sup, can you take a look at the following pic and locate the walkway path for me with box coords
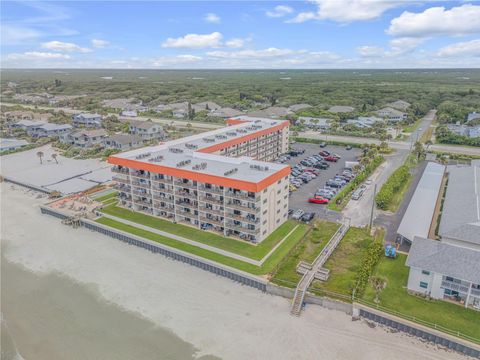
[291,221,350,316]
[101,212,298,266]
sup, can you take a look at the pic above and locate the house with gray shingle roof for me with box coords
[129,120,165,140]
[103,134,143,151]
[405,161,480,309]
[328,105,354,113]
[376,107,407,122]
[288,104,312,112]
[386,100,411,112]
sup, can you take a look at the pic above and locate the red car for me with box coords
[308,196,329,204]
[319,151,331,157]
[304,169,319,176]
[324,155,339,162]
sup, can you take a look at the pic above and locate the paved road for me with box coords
[1,102,223,130]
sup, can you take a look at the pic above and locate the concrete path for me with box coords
[101,212,299,266]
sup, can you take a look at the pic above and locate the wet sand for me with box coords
[0,183,465,360]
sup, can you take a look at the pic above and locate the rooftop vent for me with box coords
[135,152,151,159]
[226,131,237,136]
[185,143,198,149]
[169,147,184,153]
[237,129,247,133]
[250,164,270,172]
[203,137,215,143]
[149,155,164,163]
[176,159,191,167]
[192,162,208,170]
[224,168,238,176]
[215,134,227,139]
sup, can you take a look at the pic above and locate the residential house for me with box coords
[103,134,143,151]
[296,116,331,129]
[447,124,480,138]
[72,113,103,128]
[386,100,411,112]
[405,161,480,310]
[3,110,35,121]
[62,129,108,148]
[173,108,188,118]
[376,107,407,122]
[192,101,221,112]
[245,106,292,119]
[467,112,480,123]
[288,104,312,113]
[346,116,384,128]
[121,110,138,117]
[129,120,165,140]
[208,107,244,119]
[0,138,30,153]
[28,123,73,138]
[9,119,46,132]
[328,105,354,113]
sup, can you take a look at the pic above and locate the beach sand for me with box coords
[0,183,465,360]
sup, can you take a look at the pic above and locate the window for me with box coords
[422,270,430,275]
[263,199,267,204]
[445,276,454,282]
[277,180,281,185]
[263,210,267,215]
[419,281,428,289]
[263,220,267,225]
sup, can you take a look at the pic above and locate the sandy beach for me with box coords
[0,183,466,360]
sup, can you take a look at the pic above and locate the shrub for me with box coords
[354,240,383,297]
[375,165,410,210]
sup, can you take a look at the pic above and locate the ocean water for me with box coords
[1,254,220,360]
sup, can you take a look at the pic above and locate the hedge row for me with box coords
[292,137,362,148]
[375,165,410,210]
[328,155,384,210]
[354,240,384,297]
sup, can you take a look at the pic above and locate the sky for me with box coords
[1,0,480,69]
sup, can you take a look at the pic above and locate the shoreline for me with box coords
[1,183,466,360]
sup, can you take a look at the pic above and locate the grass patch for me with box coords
[362,254,480,342]
[94,192,118,203]
[271,221,340,288]
[95,216,309,275]
[402,119,422,133]
[100,204,298,260]
[309,227,376,297]
[386,172,413,212]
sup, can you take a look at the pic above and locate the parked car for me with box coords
[346,145,353,150]
[301,212,315,223]
[314,162,329,170]
[326,180,342,188]
[351,187,365,200]
[319,142,327,148]
[319,150,331,157]
[315,190,333,199]
[304,169,319,176]
[292,209,305,220]
[308,196,329,204]
[324,155,339,162]
[288,209,294,216]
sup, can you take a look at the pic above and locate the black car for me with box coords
[301,212,315,223]
[319,142,327,148]
[314,163,328,170]
[346,145,353,150]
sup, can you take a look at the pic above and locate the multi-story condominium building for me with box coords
[108,116,290,243]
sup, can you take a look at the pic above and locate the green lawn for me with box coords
[100,204,298,260]
[94,192,118,203]
[95,216,309,275]
[402,119,422,133]
[271,221,340,288]
[309,227,375,297]
[362,254,480,342]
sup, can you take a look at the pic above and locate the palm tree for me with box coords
[425,140,433,151]
[51,153,58,164]
[36,151,44,164]
[371,276,387,304]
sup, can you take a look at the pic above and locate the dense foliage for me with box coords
[375,165,411,210]
[354,240,384,297]
[435,125,480,147]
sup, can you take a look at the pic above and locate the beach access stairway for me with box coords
[291,221,350,316]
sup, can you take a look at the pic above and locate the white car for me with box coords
[292,209,305,220]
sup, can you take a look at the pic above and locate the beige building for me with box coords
[109,116,291,243]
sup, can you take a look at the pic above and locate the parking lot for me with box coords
[286,143,361,221]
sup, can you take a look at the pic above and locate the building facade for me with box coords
[72,113,103,128]
[108,116,290,243]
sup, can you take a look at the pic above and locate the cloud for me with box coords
[204,13,220,23]
[288,0,403,23]
[151,54,202,67]
[388,4,480,38]
[7,52,71,60]
[41,41,92,53]
[389,37,425,55]
[162,32,223,48]
[207,48,297,59]
[266,5,293,18]
[91,39,110,48]
[0,24,42,45]
[225,38,245,48]
[357,45,384,57]
[438,39,480,57]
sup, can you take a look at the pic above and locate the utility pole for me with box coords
[369,184,377,230]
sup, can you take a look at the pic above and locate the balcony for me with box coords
[151,185,173,193]
[175,199,198,207]
[113,177,130,184]
[153,202,175,212]
[112,167,129,174]
[441,280,470,294]
[130,172,150,179]
[151,177,172,185]
[225,192,259,202]
[225,213,259,224]
[199,196,224,205]
[225,223,259,235]
[131,182,150,189]
[152,194,174,202]
[198,186,224,195]
[225,201,260,213]
[199,216,224,226]
[132,189,150,196]
[198,206,224,217]
[174,181,197,189]
[175,189,197,197]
